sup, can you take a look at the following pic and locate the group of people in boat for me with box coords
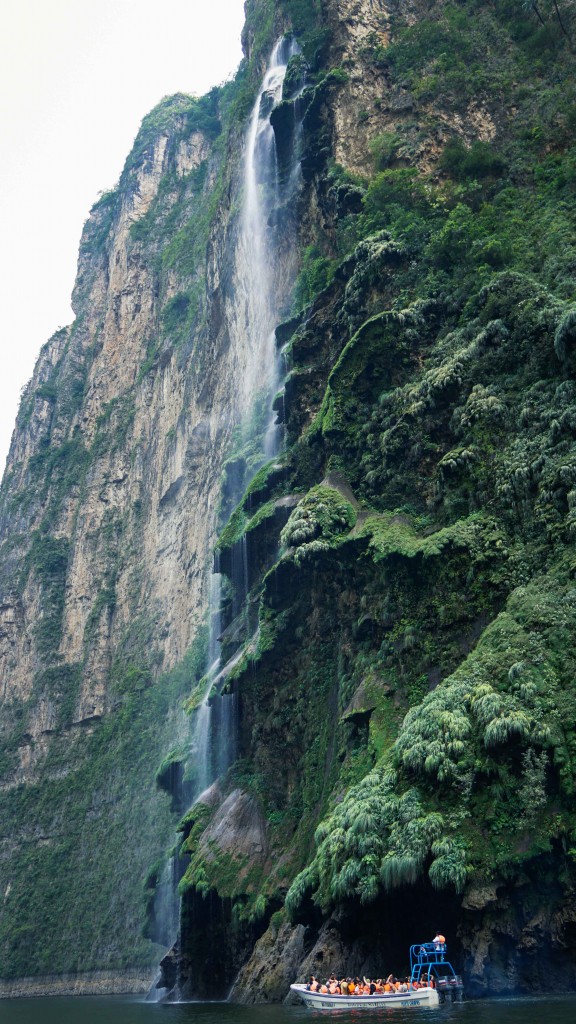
[305,973,436,995]
[304,934,447,997]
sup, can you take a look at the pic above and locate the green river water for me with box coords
[2,995,576,1024]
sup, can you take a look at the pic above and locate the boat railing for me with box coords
[410,942,447,968]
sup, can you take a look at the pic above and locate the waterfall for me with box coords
[156,36,303,1000]
[235,34,301,455]
[191,34,302,801]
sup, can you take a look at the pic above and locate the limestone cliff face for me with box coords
[2,121,216,763]
[0,18,298,975]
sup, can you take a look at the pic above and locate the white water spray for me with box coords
[235,35,301,454]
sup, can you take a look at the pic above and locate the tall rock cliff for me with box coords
[2,0,576,1001]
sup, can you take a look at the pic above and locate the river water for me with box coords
[2,994,576,1024]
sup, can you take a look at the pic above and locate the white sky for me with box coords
[0,0,245,476]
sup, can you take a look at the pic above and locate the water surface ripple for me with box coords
[2,994,576,1024]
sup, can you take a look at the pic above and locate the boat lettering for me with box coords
[401,1000,421,1006]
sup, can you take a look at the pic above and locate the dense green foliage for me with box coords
[179,0,576,980]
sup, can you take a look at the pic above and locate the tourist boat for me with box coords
[290,941,464,1009]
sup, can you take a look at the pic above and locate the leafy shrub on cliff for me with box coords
[554,307,576,362]
[439,138,507,180]
[370,131,403,170]
[25,533,70,660]
[285,573,576,919]
[292,244,338,311]
[286,761,467,916]
[365,168,429,218]
[280,485,356,562]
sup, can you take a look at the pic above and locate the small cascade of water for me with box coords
[229,532,249,621]
[153,856,182,949]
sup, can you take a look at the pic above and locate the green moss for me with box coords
[217,506,249,552]
[292,244,338,312]
[156,748,188,791]
[280,485,356,552]
[0,668,195,978]
[359,512,488,563]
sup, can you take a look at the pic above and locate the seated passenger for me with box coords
[399,980,408,992]
[308,975,318,992]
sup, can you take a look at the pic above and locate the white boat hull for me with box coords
[290,984,440,1009]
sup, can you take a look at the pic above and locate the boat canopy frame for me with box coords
[409,942,463,993]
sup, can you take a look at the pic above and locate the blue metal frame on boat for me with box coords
[409,942,464,999]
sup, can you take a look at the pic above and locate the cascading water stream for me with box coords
[190,36,303,796]
[236,34,301,459]
[155,37,303,1001]
[196,30,302,806]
